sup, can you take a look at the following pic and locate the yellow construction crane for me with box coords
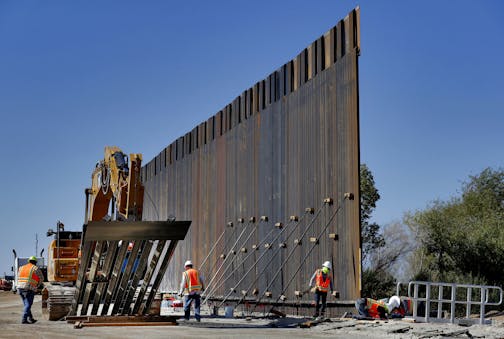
[43,146,146,320]
[86,146,144,222]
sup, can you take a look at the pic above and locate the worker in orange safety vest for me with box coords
[16,256,44,324]
[308,261,334,319]
[178,260,204,322]
[355,295,401,319]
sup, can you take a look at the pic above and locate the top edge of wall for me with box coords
[144,7,360,174]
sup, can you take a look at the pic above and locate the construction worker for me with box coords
[17,256,44,324]
[309,261,333,319]
[178,260,204,322]
[355,295,401,319]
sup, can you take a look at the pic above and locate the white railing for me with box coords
[402,281,502,325]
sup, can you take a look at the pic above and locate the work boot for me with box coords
[27,318,38,324]
[21,320,29,324]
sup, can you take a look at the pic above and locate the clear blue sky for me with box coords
[1,1,503,276]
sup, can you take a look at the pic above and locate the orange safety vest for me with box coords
[18,263,41,289]
[315,269,331,293]
[183,268,202,293]
[366,298,388,318]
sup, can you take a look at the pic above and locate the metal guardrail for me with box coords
[400,281,503,325]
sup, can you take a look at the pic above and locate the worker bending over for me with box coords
[355,295,401,319]
[309,261,333,319]
[178,260,204,322]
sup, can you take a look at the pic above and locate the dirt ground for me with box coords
[2,291,504,339]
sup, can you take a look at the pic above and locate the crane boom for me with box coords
[86,146,144,222]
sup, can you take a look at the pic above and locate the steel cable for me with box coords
[217,212,310,308]
[203,222,258,302]
[199,225,228,280]
[249,202,329,313]
[267,194,349,315]
[203,222,238,287]
[202,220,252,304]
[238,201,328,312]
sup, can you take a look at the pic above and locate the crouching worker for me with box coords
[355,295,401,319]
[308,261,333,319]
[178,260,204,322]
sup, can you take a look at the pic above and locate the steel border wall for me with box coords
[141,7,361,306]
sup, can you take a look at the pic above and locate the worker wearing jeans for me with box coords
[19,289,36,323]
[16,256,44,324]
[178,260,204,322]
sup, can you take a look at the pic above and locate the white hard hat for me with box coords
[322,261,331,270]
[184,260,193,267]
[387,296,401,311]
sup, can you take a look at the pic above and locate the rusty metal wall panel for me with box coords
[277,66,284,99]
[142,7,361,303]
[307,44,314,80]
[324,28,334,68]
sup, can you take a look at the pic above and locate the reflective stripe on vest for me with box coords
[366,298,388,318]
[18,263,41,288]
[184,268,201,293]
[315,269,331,292]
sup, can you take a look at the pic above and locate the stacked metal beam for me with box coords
[69,220,190,317]
[142,7,361,306]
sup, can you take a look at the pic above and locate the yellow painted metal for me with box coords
[88,146,144,222]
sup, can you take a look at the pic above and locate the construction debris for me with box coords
[298,317,331,328]
[269,308,286,318]
[67,315,179,328]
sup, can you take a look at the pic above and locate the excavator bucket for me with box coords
[69,220,191,317]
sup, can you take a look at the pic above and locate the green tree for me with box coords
[360,164,400,297]
[360,164,385,264]
[405,167,504,285]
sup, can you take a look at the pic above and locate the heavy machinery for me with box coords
[42,222,81,318]
[42,147,145,320]
[45,222,81,285]
[85,146,144,223]
[42,146,190,321]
